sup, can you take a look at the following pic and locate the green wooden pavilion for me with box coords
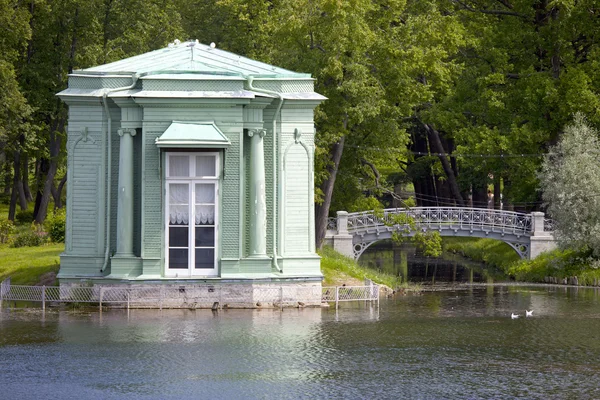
[57,40,326,286]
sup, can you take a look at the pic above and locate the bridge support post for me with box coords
[529,211,558,259]
[333,211,354,259]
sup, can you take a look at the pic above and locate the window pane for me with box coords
[169,227,188,247]
[169,184,189,225]
[196,155,216,177]
[169,249,188,269]
[169,155,190,177]
[195,183,215,204]
[195,205,215,225]
[195,248,214,269]
[195,227,215,247]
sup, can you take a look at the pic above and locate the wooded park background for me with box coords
[1,0,598,248]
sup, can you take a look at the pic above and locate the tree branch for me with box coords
[361,158,380,188]
[494,0,514,9]
[309,31,326,53]
[452,0,527,18]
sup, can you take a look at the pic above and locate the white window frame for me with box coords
[165,152,220,277]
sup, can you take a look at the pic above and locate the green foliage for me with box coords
[10,224,46,248]
[539,114,600,256]
[347,196,383,213]
[46,208,66,243]
[508,248,600,285]
[15,209,34,224]
[413,231,442,258]
[421,0,600,207]
[443,237,520,273]
[0,219,16,243]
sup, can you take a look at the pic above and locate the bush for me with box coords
[46,208,66,243]
[10,224,46,248]
[15,210,34,224]
[0,219,16,243]
[508,248,600,285]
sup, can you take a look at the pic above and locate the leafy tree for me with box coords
[424,0,600,211]
[539,114,600,256]
[11,0,185,224]
[0,0,34,220]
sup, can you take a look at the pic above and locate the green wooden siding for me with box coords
[284,144,310,255]
[66,104,105,257]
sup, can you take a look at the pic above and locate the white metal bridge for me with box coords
[325,207,556,260]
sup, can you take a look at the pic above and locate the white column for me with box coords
[115,128,136,257]
[248,128,267,257]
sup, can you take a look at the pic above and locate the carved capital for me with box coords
[248,128,266,138]
[118,128,137,137]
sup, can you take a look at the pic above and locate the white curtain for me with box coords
[169,155,189,177]
[195,183,215,203]
[195,183,215,225]
[196,155,216,177]
[195,205,215,225]
[169,184,189,225]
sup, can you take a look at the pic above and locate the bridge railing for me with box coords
[345,207,534,235]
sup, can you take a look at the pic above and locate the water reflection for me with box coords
[2,287,600,399]
[359,240,507,284]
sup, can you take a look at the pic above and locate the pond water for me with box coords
[2,285,600,399]
[359,241,507,284]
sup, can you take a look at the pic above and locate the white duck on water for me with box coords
[511,313,520,319]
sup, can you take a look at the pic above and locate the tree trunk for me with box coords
[32,157,49,220]
[34,130,62,225]
[3,162,11,195]
[51,175,67,209]
[9,149,22,220]
[22,154,33,202]
[424,124,465,206]
[315,135,346,249]
[16,135,28,211]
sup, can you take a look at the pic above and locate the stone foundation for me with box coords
[57,281,323,309]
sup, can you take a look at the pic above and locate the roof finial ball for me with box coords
[210,42,216,49]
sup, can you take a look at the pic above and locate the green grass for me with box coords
[443,237,520,273]
[443,237,600,285]
[0,243,63,285]
[0,194,65,285]
[319,245,405,289]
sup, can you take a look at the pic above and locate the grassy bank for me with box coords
[509,249,600,285]
[443,237,520,273]
[0,243,63,285]
[319,245,412,289]
[443,237,600,285]
[0,195,65,286]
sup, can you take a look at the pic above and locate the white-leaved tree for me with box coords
[540,113,600,257]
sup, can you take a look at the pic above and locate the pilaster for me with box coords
[248,128,268,258]
[114,127,136,258]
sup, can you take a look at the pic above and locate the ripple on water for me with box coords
[2,286,600,398]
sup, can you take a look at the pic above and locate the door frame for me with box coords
[164,151,220,278]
